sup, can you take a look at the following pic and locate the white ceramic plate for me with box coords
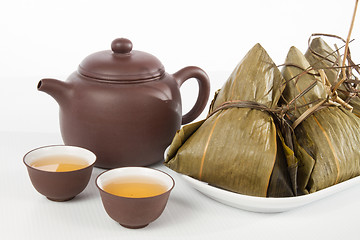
[164,146,360,212]
[181,174,360,213]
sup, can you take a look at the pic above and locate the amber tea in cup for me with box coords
[24,145,96,201]
[96,167,175,229]
[30,155,89,172]
[102,175,169,198]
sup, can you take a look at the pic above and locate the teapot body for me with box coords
[38,38,210,168]
[60,72,182,168]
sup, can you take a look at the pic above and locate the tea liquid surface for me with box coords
[103,177,168,198]
[30,155,89,172]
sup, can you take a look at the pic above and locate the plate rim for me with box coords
[181,174,360,213]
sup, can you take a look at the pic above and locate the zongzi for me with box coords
[305,37,360,117]
[165,44,295,198]
[281,46,360,194]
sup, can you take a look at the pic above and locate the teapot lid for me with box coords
[78,38,165,82]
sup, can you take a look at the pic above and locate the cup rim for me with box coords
[96,167,175,199]
[23,145,97,173]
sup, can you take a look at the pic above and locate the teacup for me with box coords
[23,145,96,201]
[96,167,175,229]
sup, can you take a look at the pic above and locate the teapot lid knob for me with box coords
[111,38,133,54]
[79,37,164,81]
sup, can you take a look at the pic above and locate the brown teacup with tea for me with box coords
[96,167,175,229]
[23,145,96,201]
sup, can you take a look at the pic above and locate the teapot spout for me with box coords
[37,78,72,106]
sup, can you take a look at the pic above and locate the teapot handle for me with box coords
[173,66,210,124]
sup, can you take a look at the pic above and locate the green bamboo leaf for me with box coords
[305,37,360,117]
[282,46,360,193]
[164,44,294,197]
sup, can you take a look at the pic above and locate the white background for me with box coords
[1,1,360,240]
[1,0,359,133]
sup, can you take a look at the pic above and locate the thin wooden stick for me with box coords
[292,99,327,129]
[332,0,359,92]
[319,69,353,111]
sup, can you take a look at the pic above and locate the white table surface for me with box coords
[2,1,360,238]
[1,130,360,240]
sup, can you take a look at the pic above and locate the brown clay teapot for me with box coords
[38,38,210,169]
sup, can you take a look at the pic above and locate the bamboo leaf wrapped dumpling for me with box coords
[281,46,360,194]
[165,44,295,197]
[304,37,360,117]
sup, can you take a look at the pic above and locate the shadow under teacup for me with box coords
[24,145,96,201]
[96,167,175,229]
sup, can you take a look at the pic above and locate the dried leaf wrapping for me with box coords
[282,46,360,194]
[304,37,360,117]
[165,44,294,197]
